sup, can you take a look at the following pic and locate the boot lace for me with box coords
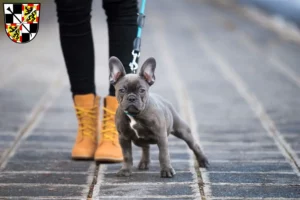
[101,107,118,141]
[75,106,97,141]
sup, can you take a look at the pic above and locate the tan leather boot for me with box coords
[94,96,123,162]
[71,94,99,159]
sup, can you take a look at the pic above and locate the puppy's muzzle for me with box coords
[127,95,137,103]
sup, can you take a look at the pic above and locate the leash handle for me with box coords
[129,0,147,74]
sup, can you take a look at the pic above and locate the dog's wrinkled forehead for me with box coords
[117,74,149,90]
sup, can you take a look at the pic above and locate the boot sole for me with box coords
[72,156,94,160]
[95,157,123,163]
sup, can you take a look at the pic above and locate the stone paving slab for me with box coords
[3,160,92,172]
[98,198,195,200]
[207,161,294,172]
[102,172,194,183]
[97,184,199,197]
[0,173,89,184]
[206,172,300,184]
[104,161,193,173]
[210,185,300,198]
[0,185,86,197]
[202,142,280,152]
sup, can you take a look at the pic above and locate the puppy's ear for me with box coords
[139,57,156,86]
[109,56,126,85]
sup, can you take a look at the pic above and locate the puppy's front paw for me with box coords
[160,167,176,178]
[117,168,132,177]
[138,160,150,170]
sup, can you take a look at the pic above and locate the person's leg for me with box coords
[94,0,138,162]
[55,0,95,95]
[104,0,138,96]
[55,0,99,159]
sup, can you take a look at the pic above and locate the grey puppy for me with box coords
[109,56,208,178]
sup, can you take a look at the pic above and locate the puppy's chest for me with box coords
[126,115,157,143]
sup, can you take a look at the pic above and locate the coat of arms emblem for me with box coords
[3,3,40,43]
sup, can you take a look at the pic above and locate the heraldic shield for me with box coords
[3,3,40,43]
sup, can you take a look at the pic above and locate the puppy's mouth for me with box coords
[124,105,140,115]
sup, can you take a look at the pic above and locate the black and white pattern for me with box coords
[4,4,22,24]
[21,24,38,42]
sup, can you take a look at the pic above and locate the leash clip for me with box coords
[129,50,140,74]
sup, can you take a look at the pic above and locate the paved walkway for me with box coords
[0,0,300,199]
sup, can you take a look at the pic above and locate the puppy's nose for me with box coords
[127,96,136,103]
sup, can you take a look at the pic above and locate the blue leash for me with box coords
[129,0,147,74]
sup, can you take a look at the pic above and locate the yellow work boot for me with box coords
[71,94,99,160]
[94,96,123,162]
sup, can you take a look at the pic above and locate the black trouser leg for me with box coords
[103,0,138,96]
[55,0,95,95]
[55,0,138,97]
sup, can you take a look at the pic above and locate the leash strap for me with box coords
[129,0,147,74]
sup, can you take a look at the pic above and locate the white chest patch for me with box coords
[127,115,140,138]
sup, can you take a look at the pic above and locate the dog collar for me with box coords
[124,111,136,117]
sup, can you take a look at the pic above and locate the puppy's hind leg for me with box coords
[138,145,151,170]
[172,124,209,168]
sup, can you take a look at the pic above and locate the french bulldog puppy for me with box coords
[109,56,208,178]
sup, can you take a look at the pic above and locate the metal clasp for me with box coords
[129,50,140,74]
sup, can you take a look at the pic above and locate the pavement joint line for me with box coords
[95,195,199,198]
[203,160,287,163]
[203,171,296,174]
[200,141,275,145]
[1,171,92,175]
[152,17,206,200]
[86,163,98,200]
[17,148,73,153]
[0,71,66,170]
[182,11,300,176]
[199,168,212,198]
[0,197,83,200]
[207,151,283,154]
[92,163,105,199]
[0,183,87,187]
[103,171,192,174]
[211,198,300,200]
[100,182,196,186]
[210,160,289,164]
[2,160,93,163]
[205,183,300,186]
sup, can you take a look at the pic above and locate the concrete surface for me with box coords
[0,0,300,199]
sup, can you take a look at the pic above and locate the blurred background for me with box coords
[0,0,300,199]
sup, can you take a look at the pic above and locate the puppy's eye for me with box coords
[119,88,125,93]
[139,88,146,93]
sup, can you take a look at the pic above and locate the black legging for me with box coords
[54,0,137,96]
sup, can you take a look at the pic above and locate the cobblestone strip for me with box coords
[0,83,96,199]
[151,1,300,199]
[193,37,300,173]
[177,3,300,200]
[0,73,64,169]
[210,1,300,170]
[182,1,300,174]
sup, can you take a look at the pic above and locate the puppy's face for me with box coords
[109,57,156,115]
